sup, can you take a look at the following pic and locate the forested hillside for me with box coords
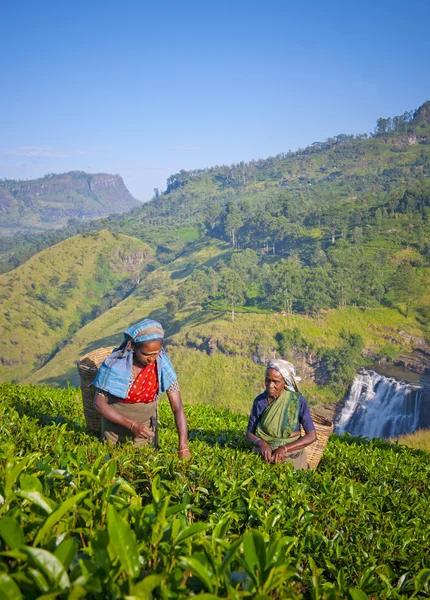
[2,102,429,272]
[142,101,430,323]
[0,171,140,234]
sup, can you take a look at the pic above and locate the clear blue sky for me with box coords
[1,0,429,201]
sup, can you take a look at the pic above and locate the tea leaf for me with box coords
[107,505,140,579]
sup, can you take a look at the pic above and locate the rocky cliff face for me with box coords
[0,171,141,234]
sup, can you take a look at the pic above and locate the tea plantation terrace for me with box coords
[0,383,429,599]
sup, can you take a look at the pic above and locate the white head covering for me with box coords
[266,359,301,392]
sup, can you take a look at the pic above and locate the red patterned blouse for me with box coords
[121,362,159,404]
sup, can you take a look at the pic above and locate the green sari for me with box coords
[255,390,300,450]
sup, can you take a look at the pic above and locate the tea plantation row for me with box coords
[0,383,429,599]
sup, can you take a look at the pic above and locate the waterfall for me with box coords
[336,369,425,439]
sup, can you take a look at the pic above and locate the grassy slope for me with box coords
[396,429,430,452]
[26,237,425,413]
[25,239,232,388]
[0,231,154,382]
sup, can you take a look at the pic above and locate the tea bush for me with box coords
[0,383,429,599]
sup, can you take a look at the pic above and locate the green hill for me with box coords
[25,237,426,411]
[0,382,428,599]
[0,231,154,382]
[107,101,430,260]
[0,171,141,235]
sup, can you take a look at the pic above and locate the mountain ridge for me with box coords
[0,171,141,234]
[1,101,429,273]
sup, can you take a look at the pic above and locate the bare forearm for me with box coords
[174,410,188,447]
[246,431,272,462]
[246,431,259,445]
[280,430,317,453]
[167,390,189,448]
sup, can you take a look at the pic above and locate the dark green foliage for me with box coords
[276,327,310,358]
[319,332,364,385]
[0,383,429,598]
[386,263,424,315]
[165,297,179,318]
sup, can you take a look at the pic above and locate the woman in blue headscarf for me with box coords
[93,318,191,459]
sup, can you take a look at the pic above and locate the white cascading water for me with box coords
[336,369,423,439]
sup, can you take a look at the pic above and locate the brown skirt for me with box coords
[282,448,309,470]
[102,398,159,448]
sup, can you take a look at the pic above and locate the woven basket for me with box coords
[303,410,334,470]
[77,347,114,433]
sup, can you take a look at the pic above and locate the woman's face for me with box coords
[265,368,285,400]
[133,339,163,367]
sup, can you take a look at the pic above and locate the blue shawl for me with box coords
[92,319,177,399]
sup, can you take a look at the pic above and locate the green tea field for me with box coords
[0,383,429,599]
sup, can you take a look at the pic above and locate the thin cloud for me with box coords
[3,146,87,159]
[168,144,201,151]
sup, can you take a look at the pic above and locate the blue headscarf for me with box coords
[124,318,164,343]
[93,318,177,399]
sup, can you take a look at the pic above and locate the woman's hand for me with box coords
[178,446,192,460]
[130,421,155,439]
[254,439,272,462]
[271,447,286,463]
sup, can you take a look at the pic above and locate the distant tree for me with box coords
[386,263,423,315]
[224,202,243,248]
[327,241,357,307]
[177,280,205,308]
[299,266,333,316]
[375,118,388,136]
[353,226,363,245]
[309,243,326,267]
[271,257,303,313]
[230,249,259,284]
[218,266,245,321]
[319,331,363,385]
[276,327,309,358]
[165,297,179,318]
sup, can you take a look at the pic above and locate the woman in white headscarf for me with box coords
[246,359,316,469]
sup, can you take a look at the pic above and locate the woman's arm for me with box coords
[245,430,273,462]
[94,392,154,439]
[245,395,273,463]
[166,389,191,459]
